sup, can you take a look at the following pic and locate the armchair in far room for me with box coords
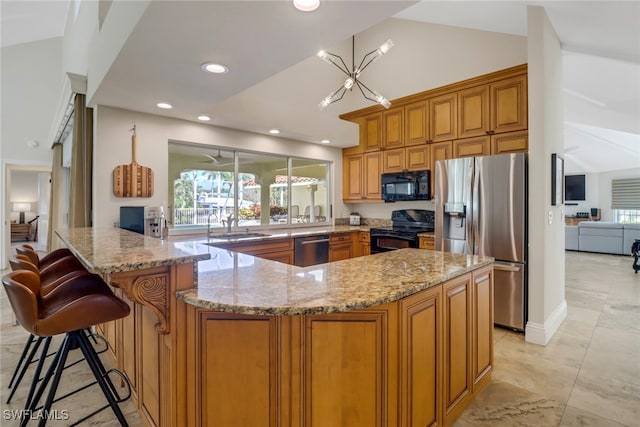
[300,205,321,222]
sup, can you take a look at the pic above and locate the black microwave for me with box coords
[381,170,431,202]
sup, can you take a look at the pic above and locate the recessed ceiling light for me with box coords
[197,115,211,121]
[269,129,280,134]
[320,139,330,144]
[293,0,320,12]
[201,63,229,74]
[157,102,173,109]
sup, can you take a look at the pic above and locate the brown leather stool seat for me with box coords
[10,255,89,297]
[15,245,74,270]
[5,255,91,402]
[2,270,131,426]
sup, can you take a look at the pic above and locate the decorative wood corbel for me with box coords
[113,273,170,334]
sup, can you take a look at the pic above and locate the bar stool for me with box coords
[15,245,78,272]
[6,256,91,403]
[2,270,131,426]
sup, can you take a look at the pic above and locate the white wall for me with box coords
[1,37,63,268]
[526,6,567,345]
[93,106,345,229]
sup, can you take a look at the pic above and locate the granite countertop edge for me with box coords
[175,257,493,315]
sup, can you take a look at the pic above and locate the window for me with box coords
[611,178,640,223]
[615,210,640,224]
[168,143,331,231]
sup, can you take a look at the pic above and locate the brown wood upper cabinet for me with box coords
[343,152,382,201]
[458,74,527,138]
[404,100,429,146]
[382,107,404,149]
[360,112,383,151]
[491,75,528,133]
[430,93,458,142]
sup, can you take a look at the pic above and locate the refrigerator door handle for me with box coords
[472,158,480,255]
[494,264,521,272]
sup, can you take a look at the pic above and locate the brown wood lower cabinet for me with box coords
[181,266,493,427]
[211,238,294,264]
[329,232,356,261]
[419,235,435,250]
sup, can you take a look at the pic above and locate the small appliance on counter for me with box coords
[349,212,361,225]
[120,206,167,238]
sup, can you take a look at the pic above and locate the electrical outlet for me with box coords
[548,211,553,224]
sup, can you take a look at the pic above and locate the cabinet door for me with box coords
[405,100,429,146]
[491,75,528,133]
[361,113,383,151]
[453,136,490,158]
[458,85,490,139]
[383,107,404,149]
[491,130,528,154]
[429,141,453,197]
[329,243,353,262]
[406,146,430,171]
[472,265,493,391]
[418,236,434,250]
[383,148,405,173]
[430,93,457,142]
[364,152,382,200]
[400,286,442,427]
[443,274,472,426]
[343,154,364,200]
[360,232,371,256]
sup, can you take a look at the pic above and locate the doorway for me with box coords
[2,163,52,269]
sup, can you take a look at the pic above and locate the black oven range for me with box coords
[370,209,434,254]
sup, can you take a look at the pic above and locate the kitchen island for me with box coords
[56,227,494,427]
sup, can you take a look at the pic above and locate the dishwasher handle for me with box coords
[300,238,330,245]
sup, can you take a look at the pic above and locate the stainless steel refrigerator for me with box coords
[435,153,527,331]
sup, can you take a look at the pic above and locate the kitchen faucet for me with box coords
[225,214,235,233]
[207,213,218,238]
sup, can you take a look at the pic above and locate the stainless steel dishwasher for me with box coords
[294,235,330,267]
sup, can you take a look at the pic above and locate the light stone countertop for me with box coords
[56,227,492,316]
[179,248,493,315]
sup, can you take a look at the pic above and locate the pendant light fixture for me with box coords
[317,35,394,110]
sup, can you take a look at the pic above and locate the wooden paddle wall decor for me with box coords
[113,124,154,197]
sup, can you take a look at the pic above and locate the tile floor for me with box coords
[0,249,638,426]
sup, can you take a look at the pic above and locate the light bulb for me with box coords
[378,39,394,55]
[293,0,320,12]
[379,98,391,109]
[318,97,332,110]
[344,78,354,90]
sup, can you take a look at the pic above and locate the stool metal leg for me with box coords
[8,334,36,389]
[37,334,72,427]
[7,336,42,404]
[76,331,129,426]
[23,331,130,427]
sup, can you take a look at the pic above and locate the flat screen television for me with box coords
[565,175,586,201]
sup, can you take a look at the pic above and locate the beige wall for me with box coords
[93,106,344,229]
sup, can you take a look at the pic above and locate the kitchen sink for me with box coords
[207,232,271,240]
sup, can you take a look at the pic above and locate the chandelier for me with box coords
[317,35,394,110]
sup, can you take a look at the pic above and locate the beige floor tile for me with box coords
[559,405,626,426]
[458,380,564,426]
[567,372,640,426]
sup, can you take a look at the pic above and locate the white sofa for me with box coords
[565,221,640,255]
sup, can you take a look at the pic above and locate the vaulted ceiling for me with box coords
[2,1,639,174]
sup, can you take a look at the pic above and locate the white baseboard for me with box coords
[524,299,568,345]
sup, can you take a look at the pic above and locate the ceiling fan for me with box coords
[202,150,232,166]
